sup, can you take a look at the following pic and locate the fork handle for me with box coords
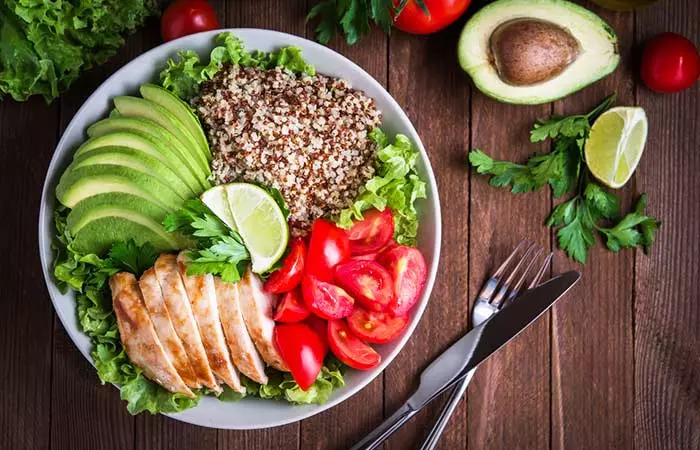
[350,402,417,450]
[419,368,477,450]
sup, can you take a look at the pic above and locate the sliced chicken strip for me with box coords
[154,253,221,393]
[139,268,199,388]
[214,278,268,384]
[109,272,194,398]
[177,252,243,392]
[237,269,289,371]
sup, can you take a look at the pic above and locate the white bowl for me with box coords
[38,28,441,429]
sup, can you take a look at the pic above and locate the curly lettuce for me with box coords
[337,129,427,245]
[160,32,316,100]
[0,0,157,102]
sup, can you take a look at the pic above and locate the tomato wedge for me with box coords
[327,320,381,370]
[334,260,394,312]
[264,237,307,294]
[347,308,409,344]
[305,314,328,345]
[347,209,394,255]
[307,219,350,281]
[274,323,327,390]
[302,275,354,319]
[273,289,310,323]
[377,245,427,316]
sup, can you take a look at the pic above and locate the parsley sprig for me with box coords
[163,200,250,282]
[307,0,429,45]
[469,95,661,264]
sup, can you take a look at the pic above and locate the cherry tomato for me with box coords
[347,209,395,255]
[334,260,394,312]
[273,289,310,323]
[306,219,350,281]
[377,245,427,316]
[641,33,699,93]
[161,0,220,42]
[264,238,307,294]
[328,320,381,370]
[347,308,409,344]
[302,275,355,319]
[305,315,328,345]
[393,0,470,35]
[274,323,327,390]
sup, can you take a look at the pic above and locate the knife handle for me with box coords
[419,369,477,450]
[349,402,418,450]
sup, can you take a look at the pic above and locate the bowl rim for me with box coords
[38,28,442,429]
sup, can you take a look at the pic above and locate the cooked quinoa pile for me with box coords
[195,65,382,235]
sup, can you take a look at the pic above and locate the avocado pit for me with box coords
[489,18,580,86]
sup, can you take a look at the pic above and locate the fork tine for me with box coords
[491,239,529,279]
[474,239,529,304]
[490,242,537,307]
[528,252,553,289]
[510,248,543,293]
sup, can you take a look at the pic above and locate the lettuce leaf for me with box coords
[159,32,316,100]
[337,129,427,245]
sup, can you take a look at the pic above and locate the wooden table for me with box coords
[2,1,697,449]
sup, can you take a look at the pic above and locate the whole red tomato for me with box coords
[161,0,220,42]
[641,33,699,93]
[393,0,470,35]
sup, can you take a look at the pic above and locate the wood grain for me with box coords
[467,99,552,449]
[634,2,700,449]
[0,97,57,450]
[551,4,635,450]
[384,19,471,449]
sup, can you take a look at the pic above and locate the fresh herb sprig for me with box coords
[163,199,250,282]
[468,95,661,264]
[307,0,429,45]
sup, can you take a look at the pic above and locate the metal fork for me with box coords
[418,241,553,450]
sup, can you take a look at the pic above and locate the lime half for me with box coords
[224,183,288,273]
[585,106,648,188]
[201,185,237,231]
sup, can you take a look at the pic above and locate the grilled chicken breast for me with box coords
[237,269,288,371]
[214,278,268,384]
[154,254,220,393]
[110,272,194,398]
[177,252,243,392]
[138,268,199,388]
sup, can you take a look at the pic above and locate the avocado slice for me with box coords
[78,128,209,193]
[113,96,210,175]
[66,192,169,233]
[458,0,620,104]
[56,165,185,211]
[139,84,211,162]
[70,213,183,255]
[70,147,196,200]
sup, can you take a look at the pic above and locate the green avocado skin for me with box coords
[70,146,196,200]
[457,0,620,105]
[86,120,210,192]
[139,83,211,163]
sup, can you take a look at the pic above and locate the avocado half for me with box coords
[458,0,620,105]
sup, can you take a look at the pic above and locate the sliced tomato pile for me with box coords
[267,208,428,390]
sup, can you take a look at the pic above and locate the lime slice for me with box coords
[585,106,648,188]
[201,185,237,231]
[224,183,288,273]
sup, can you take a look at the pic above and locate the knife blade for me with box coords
[351,270,580,450]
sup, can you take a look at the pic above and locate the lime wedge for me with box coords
[201,185,237,231]
[224,183,288,273]
[585,106,648,189]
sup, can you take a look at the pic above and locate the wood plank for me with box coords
[49,20,163,450]
[217,2,305,448]
[551,4,635,450]
[467,101,552,449]
[384,21,470,449]
[634,1,700,449]
[0,96,58,450]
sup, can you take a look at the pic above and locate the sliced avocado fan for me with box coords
[458,0,620,104]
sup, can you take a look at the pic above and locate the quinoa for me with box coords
[194,65,382,235]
